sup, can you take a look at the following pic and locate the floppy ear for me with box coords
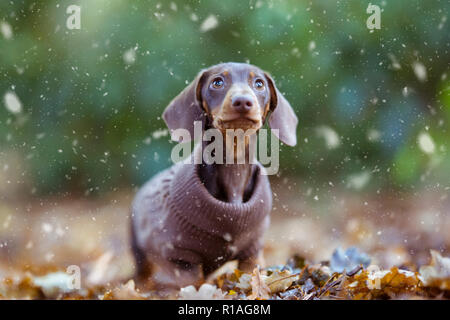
[264,72,298,146]
[163,70,207,142]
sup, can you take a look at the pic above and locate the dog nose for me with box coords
[231,95,253,113]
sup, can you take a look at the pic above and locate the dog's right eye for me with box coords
[211,77,224,89]
[171,258,193,270]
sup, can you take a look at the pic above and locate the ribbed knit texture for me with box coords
[169,163,271,237]
[132,155,272,275]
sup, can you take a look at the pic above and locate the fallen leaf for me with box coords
[179,283,227,300]
[32,271,76,298]
[265,269,299,293]
[330,247,371,273]
[236,273,252,291]
[348,266,421,299]
[419,250,450,290]
[248,267,271,300]
[103,280,144,300]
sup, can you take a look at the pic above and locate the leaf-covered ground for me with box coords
[0,186,449,300]
[1,248,449,300]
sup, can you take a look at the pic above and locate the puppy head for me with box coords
[163,62,298,146]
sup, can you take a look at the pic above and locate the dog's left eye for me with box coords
[211,77,224,89]
[254,79,265,90]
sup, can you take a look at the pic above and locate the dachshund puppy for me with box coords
[131,62,298,289]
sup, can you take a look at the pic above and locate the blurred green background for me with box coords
[0,0,449,198]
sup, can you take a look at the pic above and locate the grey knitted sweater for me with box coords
[131,152,272,275]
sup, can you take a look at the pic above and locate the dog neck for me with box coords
[200,134,257,204]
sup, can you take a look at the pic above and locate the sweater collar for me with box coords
[169,161,272,238]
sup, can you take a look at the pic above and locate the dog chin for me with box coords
[214,117,262,131]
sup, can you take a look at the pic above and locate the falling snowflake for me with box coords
[123,48,137,65]
[347,171,371,190]
[417,132,435,154]
[190,13,199,22]
[412,61,427,82]
[200,15,219,32]
[152,128,168,139]
[388,53,401,70]
[367,129,381,142]
[402,86,410,97]
[0,21,13,40]
[3,91,23,114]
[316,125,340,149]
